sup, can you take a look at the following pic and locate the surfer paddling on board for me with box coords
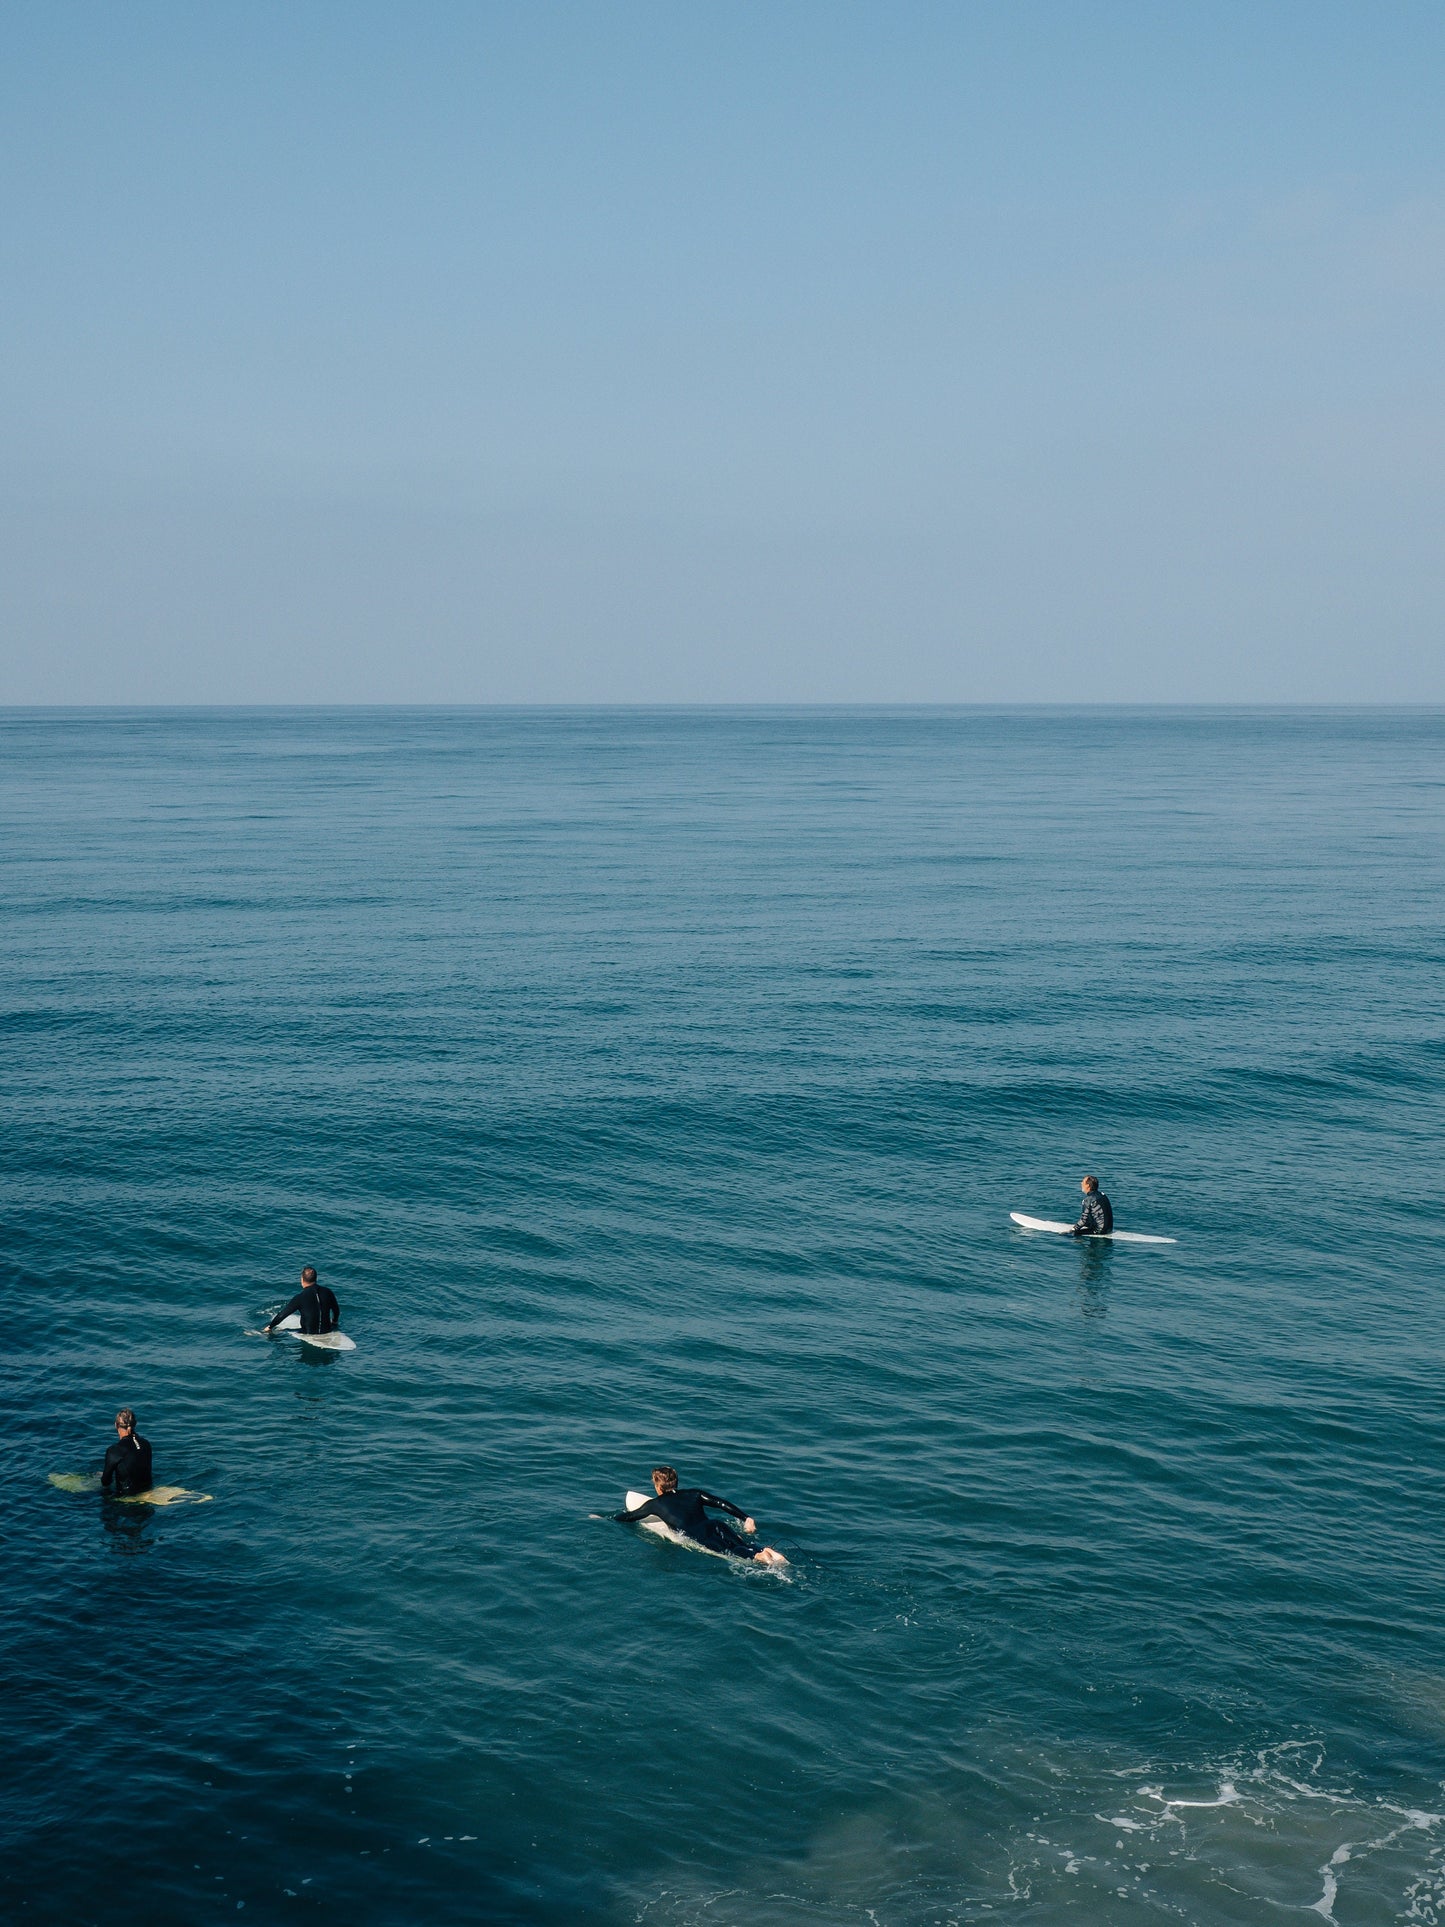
[101,1409,153,1496]
[615,1466,789,1566]
[1071,1176,1113,1237]
[265,1266,341,1337]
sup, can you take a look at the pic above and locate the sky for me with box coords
[2,2,1442,703]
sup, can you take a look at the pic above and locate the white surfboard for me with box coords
[622,1490,734,1560]
[273,1312,356,1351]
[1011,1210,1177,1246]
[49,1472,212,1505]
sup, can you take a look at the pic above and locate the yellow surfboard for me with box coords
[49,1472,212,1505]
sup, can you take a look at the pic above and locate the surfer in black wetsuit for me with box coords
[1071,1175,1113,1236]
[265,1265,341,1336]
[101,1408,153,1496]
[615,1466,789,1567]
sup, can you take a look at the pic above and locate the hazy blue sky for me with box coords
[2,3,1442,702]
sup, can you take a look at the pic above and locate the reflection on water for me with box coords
[100,1500,155,1554]
[1074,1237,1112,1316]
[297,1343,344,1370]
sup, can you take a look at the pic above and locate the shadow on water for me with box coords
[100,1498,156,1554]
[296,1343,346,1370]
[1073,1237,1113,1317]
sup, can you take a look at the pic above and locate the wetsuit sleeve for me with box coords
[101,1442,120,1490]
[698,1492,748,1521]
[266,1292,305,1332]
[322,1288,340,1331]
[614,1498,662,1523]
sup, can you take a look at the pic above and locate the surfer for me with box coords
[265,1266,341,1336]
[101,1409,153,1496]
[1071,1175,1113,1236]
[614,1466,789,1566]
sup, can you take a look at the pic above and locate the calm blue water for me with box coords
[4,708,1445,1926]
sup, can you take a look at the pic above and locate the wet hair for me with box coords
[651,1466,678,1492]
[115,1408,136,1432]
[1082,1175,1098,1192]
[301,1266,318,1284]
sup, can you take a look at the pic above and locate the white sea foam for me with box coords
[619,1740,1445,1925]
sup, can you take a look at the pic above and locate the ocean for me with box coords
[3,706,1444,1925]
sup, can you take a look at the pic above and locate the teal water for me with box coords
[4,708,1445,1926]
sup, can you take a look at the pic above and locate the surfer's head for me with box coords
[115,1408,136,1436]
[1081,1175,1098,1194]
[301,1266,318,1285]
[651,1466,679,1495]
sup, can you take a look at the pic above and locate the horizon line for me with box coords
[3,700,1444,715]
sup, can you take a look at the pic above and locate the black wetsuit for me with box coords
[266,1282,341,1335]
[101,1433,153,1496]
[1072,1190,1113,1236]
[614,1488,757,1559]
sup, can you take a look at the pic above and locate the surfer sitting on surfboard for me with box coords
[1071,1176,1113,1237]
[265,1266,341,1337]
[615,1467,789,1566]
[101,1408,153,1496]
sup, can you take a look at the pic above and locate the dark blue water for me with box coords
[4,708,1445,1925]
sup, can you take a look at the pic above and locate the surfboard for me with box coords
[1010,1211,1177,1246]
[622,1490,735,1560]
[273,1312,356,1351]
[49,1472,212,1505]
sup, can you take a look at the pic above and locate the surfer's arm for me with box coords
[100,1445,118,1490]
[698,1492,748,1522]
[265,1292,304,1332]
[614,1499,661,1524]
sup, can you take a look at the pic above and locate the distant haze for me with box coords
[2,2,1442,703]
